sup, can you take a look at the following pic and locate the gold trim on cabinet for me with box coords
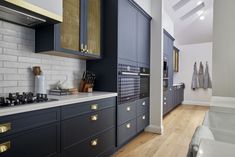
[90,139,98,146]
[0,123,11,134]
[0,141,11,154]
[5,0,63,22]
[91,114,98,121]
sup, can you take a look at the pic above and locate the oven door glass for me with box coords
[119,76,140,104]
[140,76,149,98]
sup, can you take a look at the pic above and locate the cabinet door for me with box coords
[118,0,138,62]
[85,0,101,56]
[0,123,60,157]
[60,0,81,52]
[137,12,150,66]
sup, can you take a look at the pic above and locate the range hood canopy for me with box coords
[0,5,46,27]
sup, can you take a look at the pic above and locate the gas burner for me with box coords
[0,93,56,107]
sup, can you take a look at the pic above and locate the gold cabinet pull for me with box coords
[0,141,10,154]
[142,116,146,120]
[91,104,98,110]
[142,101,146,106]
[91,114,98,121]
[0,123,11,134]
[90,139,98,146]
[126,106,131,112]
[84,45,89,53]
[126,123,131,129]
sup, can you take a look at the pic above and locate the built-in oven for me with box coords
[140,67,150,98]
[118,64,140,105]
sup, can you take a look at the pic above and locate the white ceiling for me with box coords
[164,0,213,45]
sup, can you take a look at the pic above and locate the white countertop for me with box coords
[0,92,117,117]
[197,139,235,157]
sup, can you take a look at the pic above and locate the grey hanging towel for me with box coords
[191,62,199,90]
[198,62,204,88]
[204,62,212,89]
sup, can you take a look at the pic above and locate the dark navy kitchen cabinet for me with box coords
[0,108,60,157]
[137,12,151,67]
[0,97,116,157]
[35,0,102,59]
[118,0,138,63]
[87,0,151,148]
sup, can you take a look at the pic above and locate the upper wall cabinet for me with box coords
[35,0,102,60]
[118,0,151,67]
[0,0,63,25]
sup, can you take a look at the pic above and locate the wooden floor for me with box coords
[112,105,209,157]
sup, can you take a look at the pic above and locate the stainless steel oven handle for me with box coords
[140,73,150,76]
[120,72,139,76]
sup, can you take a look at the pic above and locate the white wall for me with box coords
[0,20,86,96]
[213,0,235,98]
[162,8,174,37]
[145,0,163,134]
[134,0,151,15]
[174,42,213,106]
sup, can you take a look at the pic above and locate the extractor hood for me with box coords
[0,5,46,27]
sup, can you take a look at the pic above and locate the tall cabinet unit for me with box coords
[163,30,174,115]
[163,30,184,116]
[87,0,151,147]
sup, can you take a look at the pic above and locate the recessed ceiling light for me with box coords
[200,16,205,20]
[197,10,204,16]
[197,1,203,5]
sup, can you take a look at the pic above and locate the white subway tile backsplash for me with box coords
[0,68,17,74]
[0,74,3,80]
[18,57,41,64]
[0,54,17,62]
[0,81,17,87]
[0,20,85,94]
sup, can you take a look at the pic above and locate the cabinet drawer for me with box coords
[62,128,115,157]
[62,107,115,149]
[137,113,149,133]
[61,97,116,120]
[117,102,136,125]
[0,123,60,157]
[136,98,149,116]
[117,118,136,146]
[0,108,60,138]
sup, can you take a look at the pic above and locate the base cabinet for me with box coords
[0,123,60,157]
[0,97,116,157]
[61,128,115,157]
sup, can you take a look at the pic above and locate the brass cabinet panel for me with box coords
[60,0,80,51]
[87,0,101,56]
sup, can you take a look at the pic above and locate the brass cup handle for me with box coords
[91,115,98,121]
[84,45,89,53]
[0,141,10,154]
[91,104,98,110]
[126,106,131,112]
[91,139,98,146]
[142,101,146,106]
[126,123,131,129]
[0,123,11,134]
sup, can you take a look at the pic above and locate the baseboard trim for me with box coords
[145,125,164,134]
[182,100,211,106]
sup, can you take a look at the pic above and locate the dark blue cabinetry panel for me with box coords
[0,97,116,157]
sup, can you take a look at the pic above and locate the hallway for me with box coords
[113,105,209,157]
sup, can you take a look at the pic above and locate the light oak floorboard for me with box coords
[112,105,209,157]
